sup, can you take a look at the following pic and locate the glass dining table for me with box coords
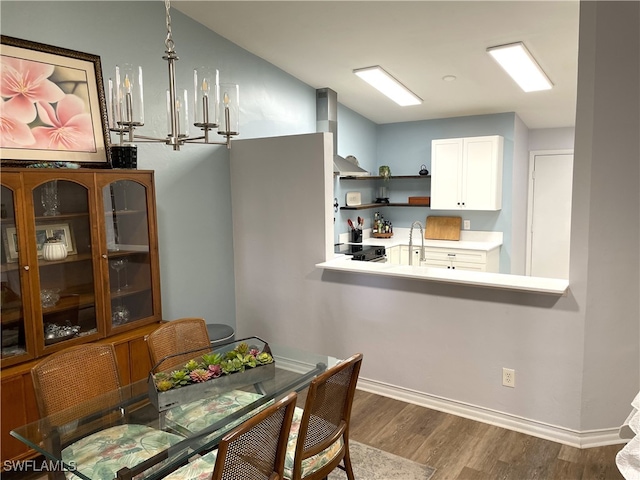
[11,337,331,480]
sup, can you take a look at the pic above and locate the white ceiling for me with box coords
[174,1,580,129]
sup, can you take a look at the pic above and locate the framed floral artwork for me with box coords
[0,35,111,166]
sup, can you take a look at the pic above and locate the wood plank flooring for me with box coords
[348,389,626,480]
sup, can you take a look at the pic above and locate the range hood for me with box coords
[316,88,370,176]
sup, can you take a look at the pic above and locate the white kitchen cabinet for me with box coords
[398,245,423,265]
[431,135,503,211]
[386,245,401,264]
[422,246,500,272]
[388,243,500,272]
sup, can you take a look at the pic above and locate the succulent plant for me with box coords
[184,359,200,372]
[208,364,222,378]
[154,342,275,392]
[170,370,191,387]
[189,368,211,383]
[243,354,257,368]
[201,352,223,368]
[256,352,274,365]
[156,379,174,392]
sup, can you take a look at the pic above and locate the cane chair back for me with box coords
[31,343,122,428]
[165,392,298,480]
[147,317,211,372]
[284,353,363,480]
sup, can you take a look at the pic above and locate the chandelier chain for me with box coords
[164,0,175,53]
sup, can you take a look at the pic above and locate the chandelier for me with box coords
[107,0,239,150]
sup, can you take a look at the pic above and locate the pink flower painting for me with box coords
[0,55,96,152]
[0,97,36,147]
[33,94,96,151]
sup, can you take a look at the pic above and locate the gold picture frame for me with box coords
[0,35,111,166]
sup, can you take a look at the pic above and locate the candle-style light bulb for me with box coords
[124,74,133,122]
[223,91,230,133]
[202,79,210,124]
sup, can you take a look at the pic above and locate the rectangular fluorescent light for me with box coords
[353,66,422,106]
[487,42,553,92]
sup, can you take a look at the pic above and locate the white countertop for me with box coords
[316,255,569,295]
[339,228,503,252]
[322,229,569,295]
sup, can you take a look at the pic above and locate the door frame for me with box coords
[525,149,574,276]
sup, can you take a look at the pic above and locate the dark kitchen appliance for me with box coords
[335,243,386,262]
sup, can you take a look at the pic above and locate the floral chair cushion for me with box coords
[62,424,183,480]
[165,390,265,434]
[163,450,218,480]
[283,407,344,479]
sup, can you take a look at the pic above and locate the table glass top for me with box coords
[11,337,331,480]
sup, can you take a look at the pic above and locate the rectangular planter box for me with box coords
[148,362,276,412]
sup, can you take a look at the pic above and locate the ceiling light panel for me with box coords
[487,42,553,92]
[353,66,422,106]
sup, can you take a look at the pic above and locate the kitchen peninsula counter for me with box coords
[318,229,569,295]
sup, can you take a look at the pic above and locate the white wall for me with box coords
[573,1,639,431]
[511,115,530,274]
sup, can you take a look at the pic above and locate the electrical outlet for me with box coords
[463,220,471,230]
[502,368,515,387]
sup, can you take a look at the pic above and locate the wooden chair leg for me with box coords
[343,444,355,480]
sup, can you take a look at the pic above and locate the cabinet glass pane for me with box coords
[103,180,153,328]
[34,180,98,345]
[1,186,27,359]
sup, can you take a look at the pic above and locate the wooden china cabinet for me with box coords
[0,168,163,463]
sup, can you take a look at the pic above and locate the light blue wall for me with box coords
[374,113,516,272]
[0,1,318,329]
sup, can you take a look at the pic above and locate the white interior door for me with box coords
[526,151,574,279]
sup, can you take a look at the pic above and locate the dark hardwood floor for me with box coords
[348,389,626,480]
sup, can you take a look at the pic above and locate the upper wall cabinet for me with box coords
[430,135,503,211]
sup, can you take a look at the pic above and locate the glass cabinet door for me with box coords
[1,178,34,366]
[102,179,156,332]
[32,179,101,353]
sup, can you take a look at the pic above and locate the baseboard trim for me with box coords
[357,376,625,449]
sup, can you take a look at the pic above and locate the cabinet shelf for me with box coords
[341,203,431,210]
[339,175,430,180]
[34,212,89,222]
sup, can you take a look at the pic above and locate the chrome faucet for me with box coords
[408,221,425,266]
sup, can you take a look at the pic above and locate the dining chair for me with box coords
[31,343,183,480]
[146,318,265,435]
[283,353,363,480]
[164,391,298,480]
[146,317,213,372]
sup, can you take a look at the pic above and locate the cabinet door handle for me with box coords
[102,254,108,259]
[23,265,30,271]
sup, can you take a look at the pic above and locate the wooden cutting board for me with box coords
[424,216,462,240]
